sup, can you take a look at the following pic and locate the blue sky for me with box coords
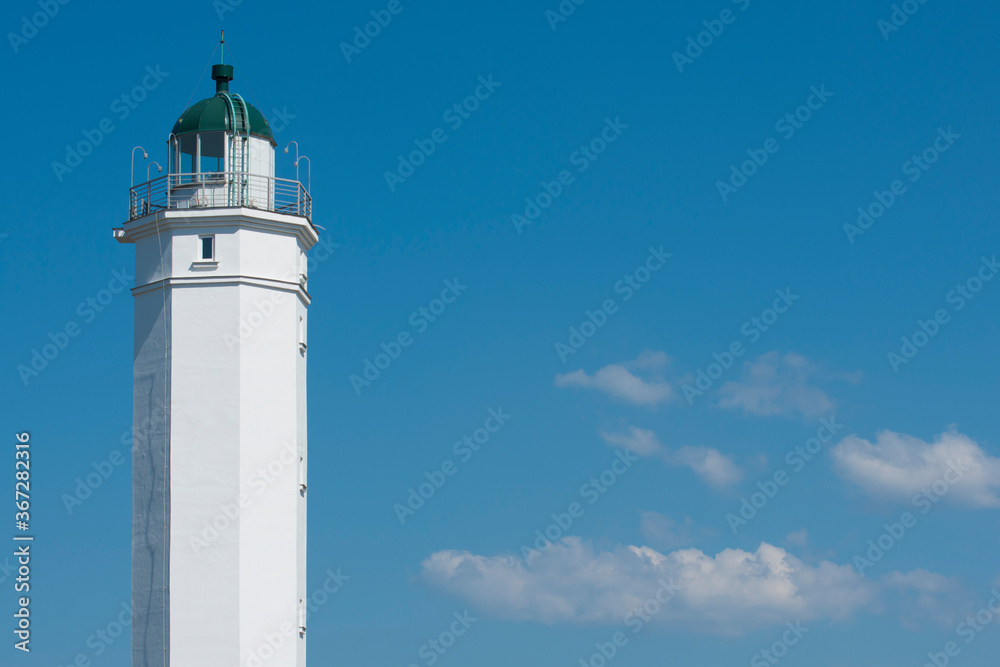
[2,0,1000,665]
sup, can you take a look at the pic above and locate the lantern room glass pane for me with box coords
[175,132,227,176]
[199,132,225,174]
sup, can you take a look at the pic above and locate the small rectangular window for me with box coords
[200,235,215,261]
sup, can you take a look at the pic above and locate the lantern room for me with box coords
[168,63,275,209]
[127,62,310,221]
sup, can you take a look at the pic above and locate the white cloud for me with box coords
[421,538,876,635]
[556,354,673,407]
[669,446,744,489]
[600,427,663,457]
[831,428,1000,508]
[599,429,743,489]
[623,350,670,371]
[718,352,844,419]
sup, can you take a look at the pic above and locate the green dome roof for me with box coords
[170,64,275,145]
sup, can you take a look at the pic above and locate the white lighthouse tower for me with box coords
[116,52,316,667]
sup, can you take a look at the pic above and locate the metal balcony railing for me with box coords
[128,172,312,222]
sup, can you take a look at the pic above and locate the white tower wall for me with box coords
[125,208,316,667]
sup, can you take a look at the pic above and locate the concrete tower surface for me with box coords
[116,53,316,667]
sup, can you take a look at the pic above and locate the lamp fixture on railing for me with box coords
[284,141,299,185]
[167,133,179,175]
[131,146,148,186]
[147,161,162,182]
